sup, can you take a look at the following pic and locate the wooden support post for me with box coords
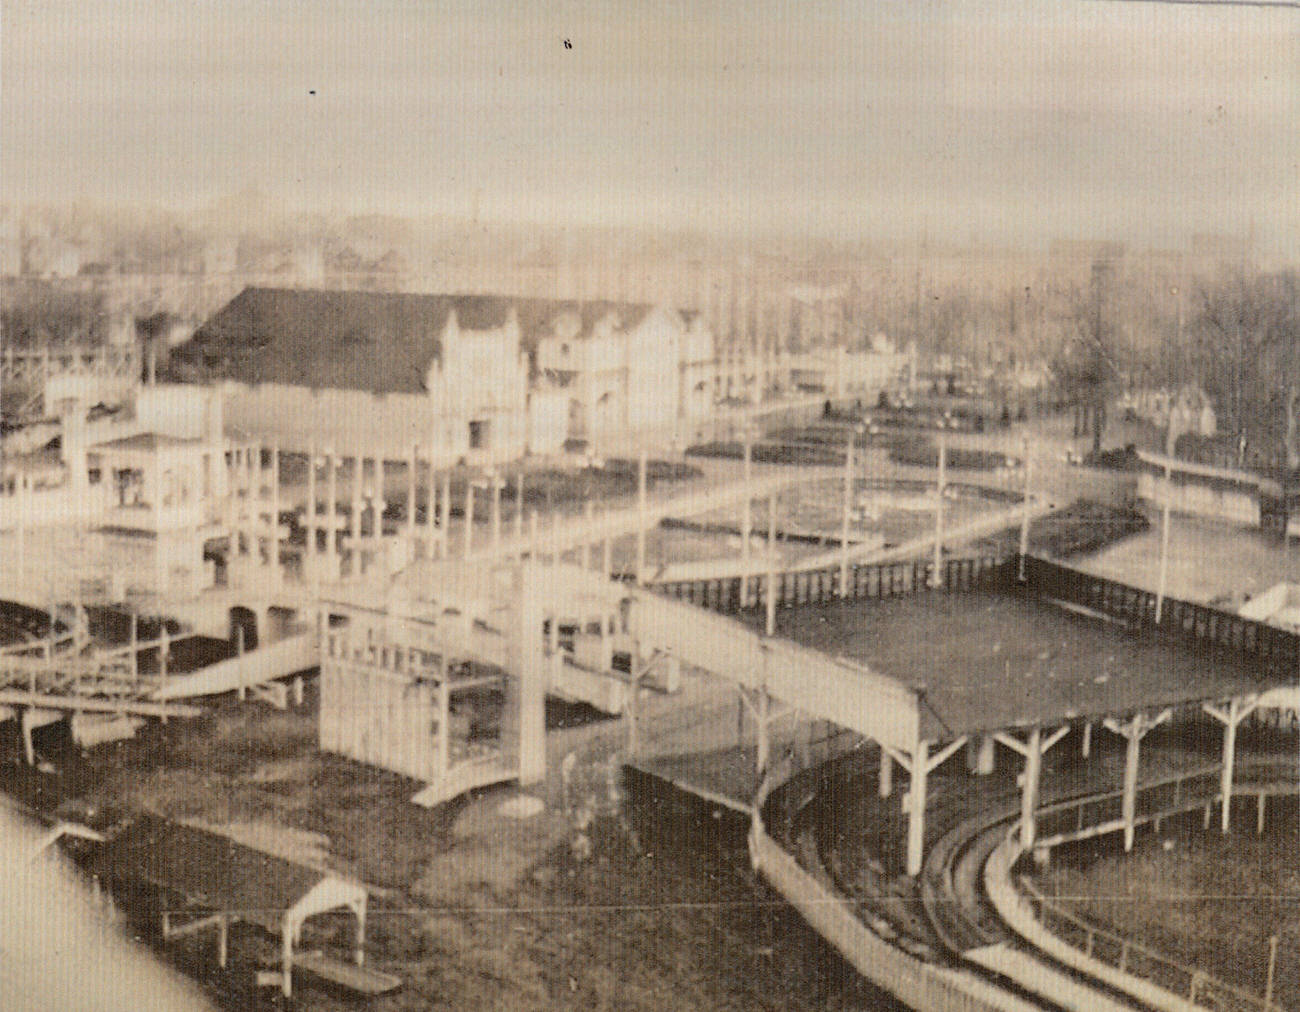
[635,449,648,585]
[1098,709,1169,851]
[236,624,246,701]
[931,434,945,589]
[602,535,612,578]
[765,491,777,636]
[130,611,139,681]
[307,444,318,574]
[463,481,474,559]
[626,666,640,758]
[326,449,338,572]
[15,476,25,582]
[408,445,419,541]
[491,474,502,550]
[21,709,36,766]
[439,472,451,557]
[1155,425,1176,623]
[270,444,281,583]
[1203,696,1257,835]
[741,436,752,607]
[1020,726,1042,849]
[582,499,594,569]
[1081,720,1092,758]
[967,734,995,775]
[1121,718,1142,851]
[350,456,361,541]
[514,563,548,785]
[992,723,1069,850]
[217,915,228,969]
[436,677,451,783]
[1219,704,1237,834]
[1265,934,1279,1010]
[755,686,770,779]
[906,740,928,877]
[353,899,367,967]
[879,747,892,797]
[840,434,853,597]
[1019,435,1032,581]
[281,926,294,997]
[515,468,525,544]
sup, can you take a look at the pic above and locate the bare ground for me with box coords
[5,683,887,1011]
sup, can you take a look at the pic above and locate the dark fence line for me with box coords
[634,553,1297,682]
[1021,555,1300,678]
[650,554,1016,615]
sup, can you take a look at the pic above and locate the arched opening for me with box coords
[265,606,298,645]
[228,606,258,652]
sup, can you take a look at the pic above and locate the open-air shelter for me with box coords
[94,815,396,997]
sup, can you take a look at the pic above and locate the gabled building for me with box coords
[534,303,716,442]
[172,288,715,462]
[170,288,535,465]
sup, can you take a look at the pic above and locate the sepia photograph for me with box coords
[1,1,1297,1009]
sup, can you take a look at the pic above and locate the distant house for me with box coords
[1120,385,1217,439]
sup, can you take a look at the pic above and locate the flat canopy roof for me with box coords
[94,816,362,929]
[760,587,1279,741]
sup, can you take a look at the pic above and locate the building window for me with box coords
[468,419,489,450]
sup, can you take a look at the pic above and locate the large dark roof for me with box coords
[762,587,1279,739]
[93,815,329,926]
[171,287,661,395]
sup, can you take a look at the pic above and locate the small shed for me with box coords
[94,815,397,997]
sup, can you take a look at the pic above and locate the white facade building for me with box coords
[535,303,716,442]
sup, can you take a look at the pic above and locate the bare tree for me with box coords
[1052,259,1125,455]
[1189,270,1299,471]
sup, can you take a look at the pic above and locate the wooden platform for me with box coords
[293,951,402,995]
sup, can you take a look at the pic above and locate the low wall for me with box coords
[1137,472,1260,526]
[751,749,1041,1012]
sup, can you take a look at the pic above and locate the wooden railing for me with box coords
[1014,760,1298,1011]
[1019,876,1282,1012]
[1022,556,1300,678]
[1033,764,1221,847]
[0,344,138,384]
[651,554,1015,615]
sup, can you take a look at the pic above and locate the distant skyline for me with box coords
[4,1,1297,256]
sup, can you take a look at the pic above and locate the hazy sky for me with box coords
[4,0,1297,250]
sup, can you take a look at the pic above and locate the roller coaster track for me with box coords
[919,763,1298,1011]
[766,752,1298,1012]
